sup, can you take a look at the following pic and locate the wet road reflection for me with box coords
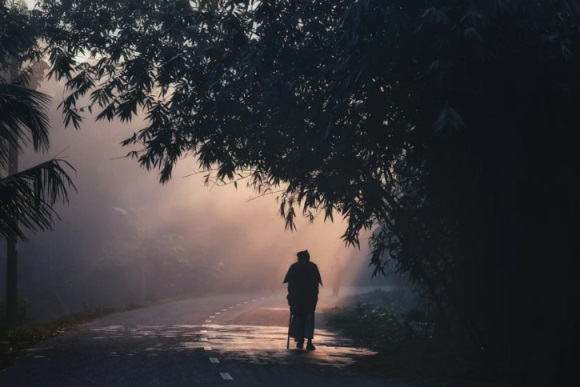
[197,324,376,367]
[89,323,376,368]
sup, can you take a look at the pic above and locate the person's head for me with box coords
[297,250,310,262]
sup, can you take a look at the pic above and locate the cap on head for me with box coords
[297,250,310,261]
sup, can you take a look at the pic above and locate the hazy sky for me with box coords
[3,2,386,319]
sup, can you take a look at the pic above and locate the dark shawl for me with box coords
[283,260,322,314]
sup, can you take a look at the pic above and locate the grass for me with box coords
[0,304,142,371]
[324,289,517,385]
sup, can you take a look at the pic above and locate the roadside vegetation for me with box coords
[324,289,515,385]
[0,300,141,371]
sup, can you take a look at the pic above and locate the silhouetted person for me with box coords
[283,250,322,350]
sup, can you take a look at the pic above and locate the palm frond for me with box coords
[0,82,51,169]
[0,158,76,240]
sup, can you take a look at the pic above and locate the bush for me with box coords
[324,301,432,350]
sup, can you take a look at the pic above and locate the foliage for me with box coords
[325,302,429,349]
[324,299,508,383]
[0,0,76,241]
[36,0,580,382]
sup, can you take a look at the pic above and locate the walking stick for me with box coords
[286,312,292,349]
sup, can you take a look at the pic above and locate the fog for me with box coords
[1,77,390,322]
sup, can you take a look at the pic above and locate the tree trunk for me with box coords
[5,56,19,329]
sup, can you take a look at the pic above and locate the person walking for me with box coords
[283,250,322,350]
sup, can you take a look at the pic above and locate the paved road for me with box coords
[0,287,426,387]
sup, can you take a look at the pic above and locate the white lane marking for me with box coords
[200,330,208,333]
[215,312,221,315]
[236,304,241,306]
[200,337,208,342]
[209,357,220,364]
[203,346,212,351]
[228,306,233,309]
[26,347,53,351]
[252,299,257,302]
[222,309,228,312]
[220,372,233,380]
[205,320,212,323]
[209,315,215,318]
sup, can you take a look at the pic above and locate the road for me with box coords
[0,287,427,387]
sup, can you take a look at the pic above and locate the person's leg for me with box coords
[304,312,316,350]
[292,314,304,348]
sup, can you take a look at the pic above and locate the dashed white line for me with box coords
[209,357,220,364]
[209,315,215,318]
[200,337,208,342]
[203,346,212,351]
[220,372,233,380]
[205,320,212,323]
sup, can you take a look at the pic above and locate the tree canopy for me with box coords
[36,0,580,383]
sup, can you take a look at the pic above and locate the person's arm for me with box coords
[314,263,323,286]
[284,265,296,308]
[283,264,295,284]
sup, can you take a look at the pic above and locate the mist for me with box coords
[1,76,389,322]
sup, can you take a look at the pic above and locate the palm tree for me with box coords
[0,83,75,241]
[1,0,75,327]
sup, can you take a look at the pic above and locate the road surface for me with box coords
[0,287,430,386]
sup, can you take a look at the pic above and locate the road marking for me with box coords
[203,346,212,351]
[209,357,220,364]
[215,312,221,315]
[228,306,233,309]
[243,301,248,304]
[200,337,208,341]
[209,315,215,318]
[252,299,257,302]
[205,320,212,323]
[220,372,233,380]
[26,347,53,351]
[222,309,227,312]
[200,330,208,333]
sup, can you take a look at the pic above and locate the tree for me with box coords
[1,0,75,328]
[36,0,580,382]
